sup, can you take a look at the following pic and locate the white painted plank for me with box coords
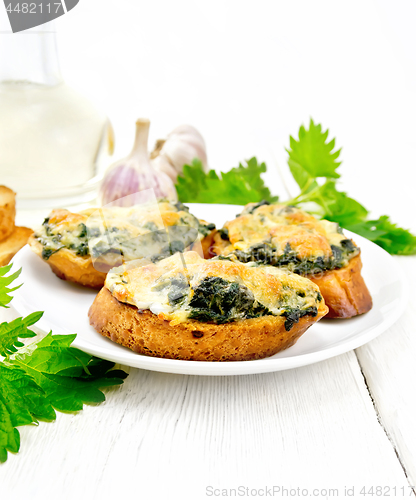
[0,348,409,499]
[356,256,416,486]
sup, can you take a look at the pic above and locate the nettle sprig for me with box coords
[0,264,128,463]
[176,119,416,255]
[285,119,416,255]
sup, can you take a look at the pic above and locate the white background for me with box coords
[56,0,416,230]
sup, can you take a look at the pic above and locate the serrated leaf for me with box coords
[286,118,341,184]
[346,216,416,255]
[0,265,22,308]
[301,180,368,227]
[0,312,42,357]
[0,266,129,463]
[287,159,311,191]
[1,333,127,462]
[285,120,416,255]
[176,158,278,205]
[0,363,56,463]
[9,334,127,411]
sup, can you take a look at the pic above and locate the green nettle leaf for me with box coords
[0,312,42,357]
[175,159,208,201]
[0,265,22,308]
[286,119,341,184]
[0,363,56,463]
[300,180,368,227]
[287,158,318,192]
[285,120,416,255]
[346,217,416,255]
[175,119,415,255]
[0,265,129,463]
[9,334,128,412]
[176,158,278,205]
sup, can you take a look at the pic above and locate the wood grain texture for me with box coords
[356,256,416,487]
[0,344,409,499]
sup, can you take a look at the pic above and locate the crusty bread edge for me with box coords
[0,226,33,266]
[307,254,372,318]
[88,287,329,362]
[28,235,106,289]
[0,186,16,243]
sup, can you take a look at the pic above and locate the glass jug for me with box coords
[0,19,114,208]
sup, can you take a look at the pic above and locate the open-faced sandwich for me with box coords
[212,201,372,318]
[88,251,328,361]
[29,201,216,288]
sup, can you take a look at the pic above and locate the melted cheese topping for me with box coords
[219,203,358,266]
[34,201,212,263]
[105,251,323,325]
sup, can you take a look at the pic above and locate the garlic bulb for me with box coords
[150,124,208,181]
[98,119,178,207]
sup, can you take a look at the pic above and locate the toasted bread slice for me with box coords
[29,203,216,288]
[307,255,372,318]
[89,287,328,361]
[0,186,16,243]
[89,251,328,361]
[212,202,372,319]
[28,235,107,288]
[0,226,33,266]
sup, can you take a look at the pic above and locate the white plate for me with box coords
[11,203,407,376]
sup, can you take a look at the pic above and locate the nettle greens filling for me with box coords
[153,274,321,331]
[38,219,88,260]
[220,201,359,275]
[35,203,213,263]
[187,277,272,324]
[229,239,357,275]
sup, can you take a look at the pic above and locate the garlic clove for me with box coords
[151,154,178,182]
[167,125,208,170]
[98,119,178,206]
[168,124,206,148]
[150,124,209,177]
[160,135,208,173]
[99,163,177,206]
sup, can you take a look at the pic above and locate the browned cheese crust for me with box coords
[28,206,216,288]
[89,287,328,362]
[213,234,371,319]
[28,235,106,288]
[0,186,16,243]
[213,213,373,318]
[29,230,215,289]
[307,254,372,319]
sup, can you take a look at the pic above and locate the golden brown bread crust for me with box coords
[307,255,372,318]
[88,287,329,361]
[28,235,107,289]
[0,226,33,266]
[0,186,16,243]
